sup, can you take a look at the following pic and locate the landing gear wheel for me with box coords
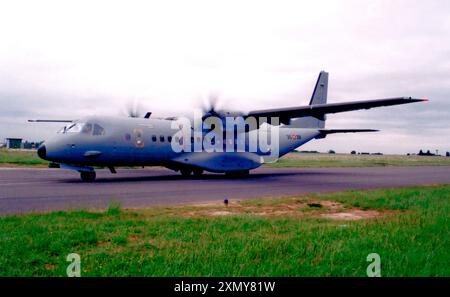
[80,171,96,182]
[180,168,192,177]
[225,170,250,178]
[192,168,204,177]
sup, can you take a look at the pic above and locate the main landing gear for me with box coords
[193,168,204,177]
[225,170,250,178]
[180,168,204,177]
[80,171,96,182]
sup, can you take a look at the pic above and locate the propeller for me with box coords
[123,100,143,118]
[197,93,246,133]
[200,93,244,120]
[201,93,223,120]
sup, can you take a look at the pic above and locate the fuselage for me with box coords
[33,71,426,181]
[39,115,320,173]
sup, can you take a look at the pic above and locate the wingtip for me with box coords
[405,97,429,102]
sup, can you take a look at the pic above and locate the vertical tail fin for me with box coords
[309,71,328,105]
[289,71,328,128]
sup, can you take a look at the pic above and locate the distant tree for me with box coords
[426,150,431,155]
[446,152,450,157]
[351,150,356,155]
[419,150,424,156]
[328,150,336,154]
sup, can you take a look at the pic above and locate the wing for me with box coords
[28,120,73,123]
[247,97,427,124]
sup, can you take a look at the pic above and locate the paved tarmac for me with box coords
[0,166,449,215]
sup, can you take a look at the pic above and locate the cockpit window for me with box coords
[82,123,93,134]
[65,123,83,133]
[58,122,104,135]
[93,124,105,136]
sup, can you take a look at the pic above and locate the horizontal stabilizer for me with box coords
[317,129,378,139]
[319,129,379,134]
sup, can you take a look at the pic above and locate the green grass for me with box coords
[0,148,49,167]
[266,153,450,168]
[0,185,448,276]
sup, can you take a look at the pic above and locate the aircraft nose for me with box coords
[37,145,47,160]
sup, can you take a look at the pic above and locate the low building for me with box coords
[23,141,43,149]
[5,138,23,149]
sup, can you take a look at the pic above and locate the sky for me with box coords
[0,0,449,154]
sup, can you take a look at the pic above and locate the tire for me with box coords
[192,168,204,177]
[225,170,250,178]
[180,168,192,177]
[80,171,96,182]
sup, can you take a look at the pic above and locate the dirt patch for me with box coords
[45,263,56,270]
[181,198,386,221]
[128,235,139,241]
[210,211,233,216]
[320,209,382,221]
[317,201,343,210]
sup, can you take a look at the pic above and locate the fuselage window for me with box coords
[152,135,157,142]
[93,124,105,136]
[160,136,165,142]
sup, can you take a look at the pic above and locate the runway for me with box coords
[0,166,449,215]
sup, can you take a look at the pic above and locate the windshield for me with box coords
[58,122,105,135]
[65,123,83,133]
[58,123,88,134]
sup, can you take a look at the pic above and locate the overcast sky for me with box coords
[0,0,449,154]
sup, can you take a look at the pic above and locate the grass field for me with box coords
[0,148,49,167]
[1,148,450,168]
[267,152,450,168]
[0,185,448,276]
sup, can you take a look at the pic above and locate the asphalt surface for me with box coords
[0,166,449,215]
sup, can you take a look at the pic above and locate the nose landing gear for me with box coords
[80,171,96,182]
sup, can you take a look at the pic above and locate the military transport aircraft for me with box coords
[30,71,427,181]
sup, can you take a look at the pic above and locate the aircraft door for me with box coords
[132,128,147,163]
